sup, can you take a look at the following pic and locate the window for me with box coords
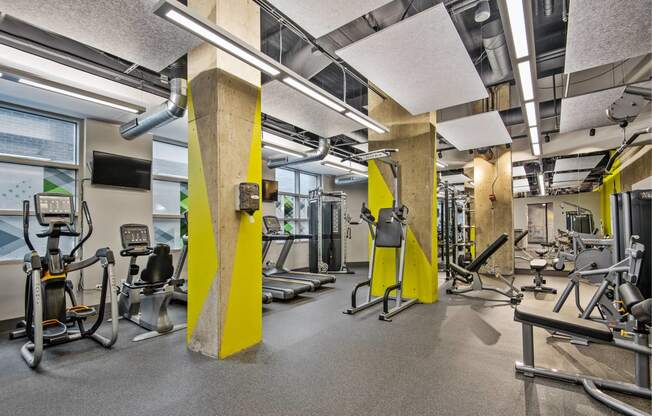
[152,139,187,249]
[274,168,319,235]
[0,105,79,261]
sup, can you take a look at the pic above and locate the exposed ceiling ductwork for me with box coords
[120,58,187,140]
[334,174,368,185]
[267,136,331,168]
[481,19,510,79]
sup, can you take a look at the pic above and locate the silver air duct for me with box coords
[482,19,511,79]
[267,137,330,169]
[120,77,187,140]
[334,175,367,185]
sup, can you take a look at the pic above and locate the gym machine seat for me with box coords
[521,259,557,295]
[447,233,523,303]
[514,284,651,416]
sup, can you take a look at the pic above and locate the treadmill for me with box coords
[262,216,336,288]
[262,233,313,300]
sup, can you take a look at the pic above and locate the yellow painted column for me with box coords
[186,0,262,359]
[366,90,439,303]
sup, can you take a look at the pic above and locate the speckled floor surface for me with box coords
[0,268,649,415]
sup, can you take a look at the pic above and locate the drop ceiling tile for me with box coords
[440,173,471,184]
[262,80,362,138]
[513,166,527,177]
[336,4,487,115]
[560,86,624,133]
[0,0,202,71]
[553,171,590,185]
[565,0,652,73]
[554,155,604,172]
[436,111,512,151]
[267,0,392,38]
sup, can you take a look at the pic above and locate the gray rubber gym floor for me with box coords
[1,267,650,416]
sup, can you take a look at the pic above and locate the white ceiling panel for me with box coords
[560,86,624,133]
[554,155,604,172]
[513,179,530,188]
[440,174,471,184]
[513,166,527,177]
[336,4,488,115]
[553,171,590,185]
[262,80,362,138]
[0,0,202,71]
[436,111,512,151]
[267,0,392,38]
[565,0,652,74]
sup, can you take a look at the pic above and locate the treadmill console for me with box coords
[34,193,74,226]
[263,216,282,234]
[120,224,151,249]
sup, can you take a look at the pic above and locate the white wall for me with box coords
[513,191,602,245]
[0,119,186,321]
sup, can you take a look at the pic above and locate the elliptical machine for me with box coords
[117,223,186,341]
[18,193,119,369]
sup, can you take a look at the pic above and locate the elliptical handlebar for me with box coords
[22,200,35,252]
[69,201,93,258]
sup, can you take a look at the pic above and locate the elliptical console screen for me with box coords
[35,194,74,226]
[120,224,150,249]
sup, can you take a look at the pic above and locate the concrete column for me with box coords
[186,0,262,358]
[366,90,439,303]
[473,146,514,275]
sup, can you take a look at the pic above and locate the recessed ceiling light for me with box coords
[518,61,534,101]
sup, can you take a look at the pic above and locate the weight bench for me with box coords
[514,302,651,416]
[446,233,523,304]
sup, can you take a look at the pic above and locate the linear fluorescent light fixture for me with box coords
[352,171,368,178]
[538,173,545,195]
[18,78,140,113]
[345,112,389,134]
[517,61,534,101]
[282,77,345,112]
[262,143,304,158]
[506,0,529,59]
[524,101,537,127]
[165,10,279,76]
[436,160,448,168]
[532,143,541,156]
[352,148,397,161]
[154,0,389,134]
[529,126,539,144]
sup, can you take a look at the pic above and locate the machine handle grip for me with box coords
[69,201,93,258]
[22,200,35,252]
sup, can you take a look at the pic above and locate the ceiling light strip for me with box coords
[154,0,388,134]
[262,143,304,158]
[18,78,140,113]
[505,0,528,59]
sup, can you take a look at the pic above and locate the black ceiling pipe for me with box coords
[499,99,561,127]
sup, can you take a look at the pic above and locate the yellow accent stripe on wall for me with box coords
[367,161,437,303]
[187,87,219,343]
[596,152,621,236]
[219,91,263,358]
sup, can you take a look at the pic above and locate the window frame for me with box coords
[275,167,319,239]
[152,137,188,251]
[0,101,83,264]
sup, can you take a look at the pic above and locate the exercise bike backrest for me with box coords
[119,224,174,284]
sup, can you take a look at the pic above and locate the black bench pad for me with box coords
[514,306,613,342]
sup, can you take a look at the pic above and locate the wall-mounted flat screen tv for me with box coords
[91,151,152,190]
[262,179,278,202]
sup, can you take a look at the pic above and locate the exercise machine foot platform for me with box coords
[16,193,119,369]
[521,259,557,294]
[118,224,186,342]
[446,233,523,304]
[344,204,418,321]
[514,282,651,416]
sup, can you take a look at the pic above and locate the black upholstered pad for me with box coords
[466,233,508,272]
[514,307,613,342]
[514,230,528,245]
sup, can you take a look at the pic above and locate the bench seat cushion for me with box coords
[514,306,613,342]
[529,259,548,270]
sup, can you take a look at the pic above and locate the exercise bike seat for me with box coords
[534,248,548,256]
[66,305,96,320]
[140,244,174,284]
[41,319,68,341]
[529,259,548,271]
